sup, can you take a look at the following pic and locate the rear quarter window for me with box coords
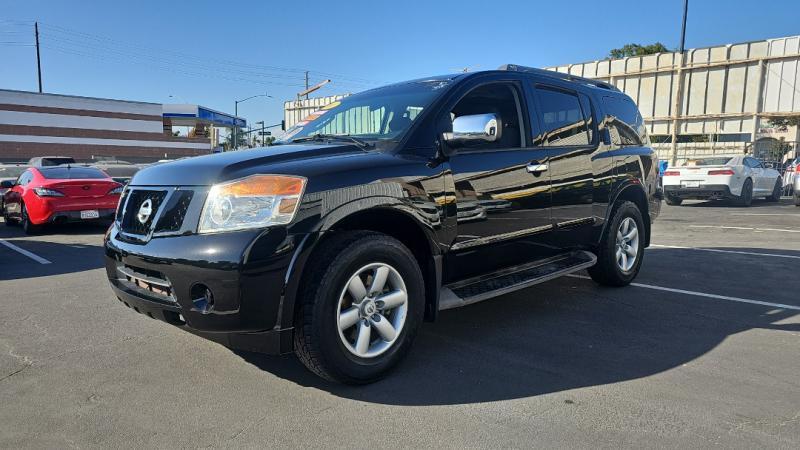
[601,96,647,146]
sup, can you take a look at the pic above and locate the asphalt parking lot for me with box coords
[1,199,799,449]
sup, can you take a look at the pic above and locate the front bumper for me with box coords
[105,225,307,354]
[664,184,734,200]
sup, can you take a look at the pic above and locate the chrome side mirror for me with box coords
[443,113,500,147]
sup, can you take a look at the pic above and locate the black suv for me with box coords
[104,65,660,383]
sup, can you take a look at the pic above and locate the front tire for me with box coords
[766,178,782,202]
[589,201,645,287]
[665,195,683,206]
[294,231,424,384]
[735,179,753,207]
[794,192,800,207]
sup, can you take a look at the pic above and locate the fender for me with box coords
[276,200,444,330]
[599,179,651,247]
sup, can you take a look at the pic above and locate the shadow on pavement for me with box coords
[233,246,800,405]
[0,221,107,281]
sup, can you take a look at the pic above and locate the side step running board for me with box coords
[439,250,597,311]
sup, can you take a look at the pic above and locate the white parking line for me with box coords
[0,239,52,264]
[567,274,800,311]
[651,244,800,260]
[730,213,800,217]
[689,225,800,233]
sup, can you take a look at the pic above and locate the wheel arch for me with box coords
[604,182,650,247]
[281,206,443,332]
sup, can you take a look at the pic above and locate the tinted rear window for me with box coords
[39,167,108,179]
[683,157,733,167]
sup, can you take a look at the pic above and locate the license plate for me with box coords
[682,181,701,188]
[80,210,100,219]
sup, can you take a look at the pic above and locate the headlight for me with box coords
[198,174,306,234]
[108,185,124,195]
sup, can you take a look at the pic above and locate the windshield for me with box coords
[683,157,733,167]
[0,166,28,179]
[278,78,452,144]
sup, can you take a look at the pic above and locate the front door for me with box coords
[445,81,554,282]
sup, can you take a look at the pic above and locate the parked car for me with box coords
[794,167,800,206]
[662,155,782,206]
[783,157,799,194]
[2,166,122,234]
[27,156,77,167]
[104,65,660,383]
[0,164,29,214]
[90,160,141,185]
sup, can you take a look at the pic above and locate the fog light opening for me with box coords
[191,283,215,314]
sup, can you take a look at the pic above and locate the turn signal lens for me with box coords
[708,169,735,176]
[198,175,306,234]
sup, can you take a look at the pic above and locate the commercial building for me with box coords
[0,89,244,163]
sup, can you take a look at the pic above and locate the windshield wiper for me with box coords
[291,134,373,149]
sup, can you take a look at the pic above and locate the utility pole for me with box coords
[304,71,310,99]
[679,0,689,53]
[670,0,689,165]
[35,22,42,93]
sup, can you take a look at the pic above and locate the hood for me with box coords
[130,143,366,186]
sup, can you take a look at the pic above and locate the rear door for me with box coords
[528,82,596,247]
[445,78,554,281]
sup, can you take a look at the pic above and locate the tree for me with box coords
[223,128,248,151]
[766,116,800,132]
[609,43,670,59]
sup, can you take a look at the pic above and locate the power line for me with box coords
[36,22,387,87]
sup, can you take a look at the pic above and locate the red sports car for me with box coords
[2,165,123,234]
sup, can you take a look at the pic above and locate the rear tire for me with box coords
[794,192,800,207]
[589,201,645,287]
[21,203,41,235]
[294,231,424,384]
[766,179,782,202]
[735,179,753,207]
[665,195,682,206]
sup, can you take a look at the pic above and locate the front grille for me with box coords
[120,190,167,235]
[117,264,176,302]
[154,190,194,233]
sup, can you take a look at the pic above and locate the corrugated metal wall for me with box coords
[283,95,347,129]
[548,35,800,162]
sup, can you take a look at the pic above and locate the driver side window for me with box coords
[448,83,525,151]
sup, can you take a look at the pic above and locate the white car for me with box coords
[783,157,799,194]
[662,155,782,206]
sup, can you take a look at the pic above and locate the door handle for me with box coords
[526,162,548,174]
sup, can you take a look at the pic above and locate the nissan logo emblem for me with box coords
[137,199,153,224]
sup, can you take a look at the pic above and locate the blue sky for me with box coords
[2,0,798,128]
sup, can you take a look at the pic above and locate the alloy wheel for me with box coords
[615,217,639,273]
[336,263,408,359]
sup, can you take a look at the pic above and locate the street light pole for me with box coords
[679,0,689,54]
[233,93,273,151]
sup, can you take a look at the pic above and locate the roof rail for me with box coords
[498,64,620,91]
